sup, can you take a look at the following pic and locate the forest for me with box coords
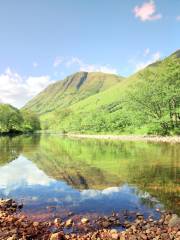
[0,103,40,134]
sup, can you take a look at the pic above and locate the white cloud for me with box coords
[80,186,123,200]
[53,55,118,74]
[80,185,136,201]
[53,56,64,67]
[135,50,161,71]
[66,56,118,74]
[0,56,118,108]
[176,16,180,21]
[33,62,38,68]
[25,76,51,96]
[133,1,162,21]
[0,67,52,108]
[80,64,118,74]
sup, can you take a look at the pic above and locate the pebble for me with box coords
[81,217,89,224]
[54,218,61,227]
[65,218,73,227]
[0,199,179,240]
[168,214,180,227]
[33,221,39,227]
[50,232,65,240]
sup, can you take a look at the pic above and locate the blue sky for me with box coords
[0,0,179,107]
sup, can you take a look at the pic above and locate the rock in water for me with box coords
[65,218,73,227]
[81,217,89,224]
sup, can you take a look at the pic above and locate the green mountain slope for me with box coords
[24,50,180,135]
[39,50,180,135]
[23,72,123,114]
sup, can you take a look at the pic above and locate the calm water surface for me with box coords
[0,134,179,220]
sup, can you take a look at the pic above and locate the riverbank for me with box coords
[67,133,180,143]
[0,199,179,240]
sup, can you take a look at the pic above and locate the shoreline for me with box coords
[67,133,180,143]
[1,132,180,143]
[0,199,179,240]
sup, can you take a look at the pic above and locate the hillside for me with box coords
[24,50,180,135]
[23,72,123,115]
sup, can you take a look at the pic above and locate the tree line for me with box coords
[0,103,40,134]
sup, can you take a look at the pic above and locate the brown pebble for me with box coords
[50,232,65,240]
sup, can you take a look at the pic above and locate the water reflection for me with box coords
[0,134,179,219]
[0,156,54,195]
[0,156,162,219]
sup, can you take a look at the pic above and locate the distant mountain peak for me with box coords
[23,71,123,114]
[62,71,88,91]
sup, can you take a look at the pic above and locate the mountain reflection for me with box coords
[0,134,179,215]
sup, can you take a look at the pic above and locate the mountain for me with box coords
[24,50,180,135]
[23,72,123,115]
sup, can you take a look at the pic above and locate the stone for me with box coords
[54,218,61,227]
[81,217,89,224]
[110,229,118,234]
[168,214,180,227]
[108,216,117,222]
[101,220,111,228]
[33,221,39,227]
[7,237,16,240]
[0,199,12,205]
[139,233,147,240]
[136,212,143,217]
[65,218,73,227]
[129,236,137,240]
[124,220,131,228]
[50,232,64,240]
[131,225,137,233]
[161,233,169,239]
[111,232,119,239]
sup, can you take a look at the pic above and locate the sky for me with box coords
[0,0,179,108]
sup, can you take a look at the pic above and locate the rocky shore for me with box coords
[0,199,179,240]
[67,134,180,143]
